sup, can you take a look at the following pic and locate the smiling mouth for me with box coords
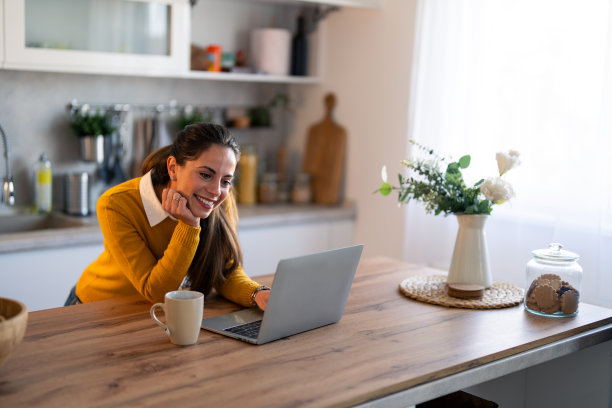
[195,195,215,208]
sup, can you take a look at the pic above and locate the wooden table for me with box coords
[1,257,611,407]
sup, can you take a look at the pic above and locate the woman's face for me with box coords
[168,144,237,219]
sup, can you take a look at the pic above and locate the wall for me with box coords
[0,70,286,208]
[288,0,418,259]
[0,0,419,262]
[0,0,300,209]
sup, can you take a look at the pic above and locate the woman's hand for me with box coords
[162,188,200,228]
[254,289,270,311]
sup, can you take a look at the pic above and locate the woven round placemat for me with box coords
[399,274,524,309]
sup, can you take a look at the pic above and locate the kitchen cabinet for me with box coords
[0,243,104,312]
[239,217,355,277]
[1,0,378,83]
[0,204,356,311]
[3,0,190,77]
[0,0,4,68]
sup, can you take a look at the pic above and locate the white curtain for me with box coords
[404,0,612,308]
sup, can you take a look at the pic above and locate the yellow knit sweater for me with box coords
[76,177,261,306]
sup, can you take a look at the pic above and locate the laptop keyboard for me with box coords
[223,320,262,339]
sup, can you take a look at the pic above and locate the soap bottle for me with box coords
[35,153,52,213]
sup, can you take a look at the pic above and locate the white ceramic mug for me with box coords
[150,291,204,346]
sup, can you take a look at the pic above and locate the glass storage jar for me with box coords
[291,172,312,204]
[525,243,582,317]
[259,173,278,204]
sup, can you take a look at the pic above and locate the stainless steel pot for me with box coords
[79,135,105,164]
[64,172,90,216]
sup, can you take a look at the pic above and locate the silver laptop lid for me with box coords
[256,244,364,344]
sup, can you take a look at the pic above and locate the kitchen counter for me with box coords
[0,202,356,254]
[1,258,611,407]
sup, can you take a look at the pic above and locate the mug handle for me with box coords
[150,303,170,336]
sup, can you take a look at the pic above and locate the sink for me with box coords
[0,210,91,234]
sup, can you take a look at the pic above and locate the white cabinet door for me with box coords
[0,244,103,312]
[238,219,355,277]
[3,0,190,77]
[0,0,4,68]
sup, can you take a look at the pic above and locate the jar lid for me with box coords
[261,172,278,182]
[532,243,579,262]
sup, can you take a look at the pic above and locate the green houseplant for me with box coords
[177,107,212,130]
[70,111,114,138]
[70,111,114,164]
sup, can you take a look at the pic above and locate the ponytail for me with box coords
[141,145,173,185]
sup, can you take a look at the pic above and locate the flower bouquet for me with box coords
[378,141,520,215]
[378,141,520,288]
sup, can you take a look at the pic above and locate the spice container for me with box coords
[206,45,222,72]
[291,172,312,204]
[237,145,257,205]
[259,173,278,204]
[524,243,582,317]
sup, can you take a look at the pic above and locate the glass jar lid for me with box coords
[532,243,579,262]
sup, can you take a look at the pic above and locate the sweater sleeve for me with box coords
[98,192,201,303]
[216,264,262,307]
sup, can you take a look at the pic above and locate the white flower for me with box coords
[496,150,521,175]
[381,165,388,182]
[480,177,515,203]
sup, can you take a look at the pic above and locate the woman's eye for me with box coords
[222,179,233,187]
[200,173,212,180]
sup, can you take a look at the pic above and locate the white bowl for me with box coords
[0,297,28,367]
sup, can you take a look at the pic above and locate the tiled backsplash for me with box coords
[0,69,288,209]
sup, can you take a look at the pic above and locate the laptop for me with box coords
[201,244,364,345]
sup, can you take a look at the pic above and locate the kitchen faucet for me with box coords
[0,123,15,206]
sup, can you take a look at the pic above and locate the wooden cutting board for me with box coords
[302,93,347,205]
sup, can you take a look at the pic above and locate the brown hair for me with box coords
[141,123,242,295]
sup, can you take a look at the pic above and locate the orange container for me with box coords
[206,45,222,72]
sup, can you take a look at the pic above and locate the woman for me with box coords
[65,123,270,309]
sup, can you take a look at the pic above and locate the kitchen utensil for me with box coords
[302,93,346,205]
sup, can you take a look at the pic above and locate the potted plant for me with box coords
[177,106,212,130]
[70,111,114,164]
[248,93,289,127]
[377,141,521,288]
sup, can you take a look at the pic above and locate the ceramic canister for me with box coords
[250,28,291,75]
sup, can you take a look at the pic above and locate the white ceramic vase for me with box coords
[447,214,492,288]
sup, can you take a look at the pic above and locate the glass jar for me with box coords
[525,243,582,317]
[237,145,257,205]
[259,173,278,204]
[291,172,312,204]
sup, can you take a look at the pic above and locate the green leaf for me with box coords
[379,183,392,196]
[478,200,490,213]
[473,178,485,187]
[447,162,459,173]
[458,155,471,169]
